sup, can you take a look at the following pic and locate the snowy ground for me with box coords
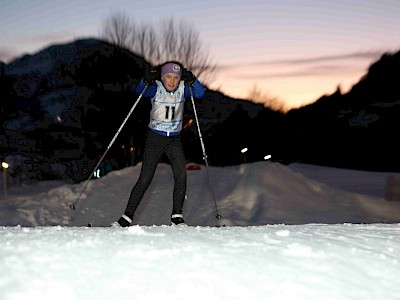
[1,161,400,299]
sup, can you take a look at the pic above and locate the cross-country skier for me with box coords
[112,61,205,227]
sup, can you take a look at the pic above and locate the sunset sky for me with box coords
[1,0,399,110]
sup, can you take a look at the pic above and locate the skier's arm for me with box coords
[135,64,158,97]
[135,78,157,98]
[184,79,205,98]
[182,69,205,98]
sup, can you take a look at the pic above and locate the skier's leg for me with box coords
[118,131,166,225]
[125,131,167,216]
[165,136,187,215]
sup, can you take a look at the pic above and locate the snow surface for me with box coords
[1,161,400,299]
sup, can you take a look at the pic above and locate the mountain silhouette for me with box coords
[1,39,399,183]
[287,50,400,170]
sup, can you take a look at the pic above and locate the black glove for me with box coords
[144,64,158,85]
[182,68,196,85]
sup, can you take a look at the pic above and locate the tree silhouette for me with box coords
[101,11,216,85]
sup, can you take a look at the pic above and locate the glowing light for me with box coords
[2,162,9,169]
[264,155,272,160]
[183,119,194,129]
[241,148,248,153]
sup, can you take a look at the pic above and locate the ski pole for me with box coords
[69,84,149,211]
[188,84,222,220]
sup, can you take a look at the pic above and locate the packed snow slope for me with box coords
[1,162,400,300]
[1,161,399,227]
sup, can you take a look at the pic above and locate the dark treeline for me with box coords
[1,38,399,183]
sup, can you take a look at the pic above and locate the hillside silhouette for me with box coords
[287,50,400,170]
[1,38,399,182]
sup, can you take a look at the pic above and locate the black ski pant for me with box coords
[124,130,187,219]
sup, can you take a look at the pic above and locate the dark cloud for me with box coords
[261,50,386,65]
[232,64,359,79]
[218,49,392,80]
[217,49,388,72]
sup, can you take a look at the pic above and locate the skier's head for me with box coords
[160,61,182,92]
[161,61,183,78]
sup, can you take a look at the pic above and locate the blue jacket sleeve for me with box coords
[184,79,205,99]
[135,78,157,98]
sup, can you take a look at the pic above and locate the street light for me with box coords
[2,162,9,197]
[264,155,272,160]
[240,148,248,163]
